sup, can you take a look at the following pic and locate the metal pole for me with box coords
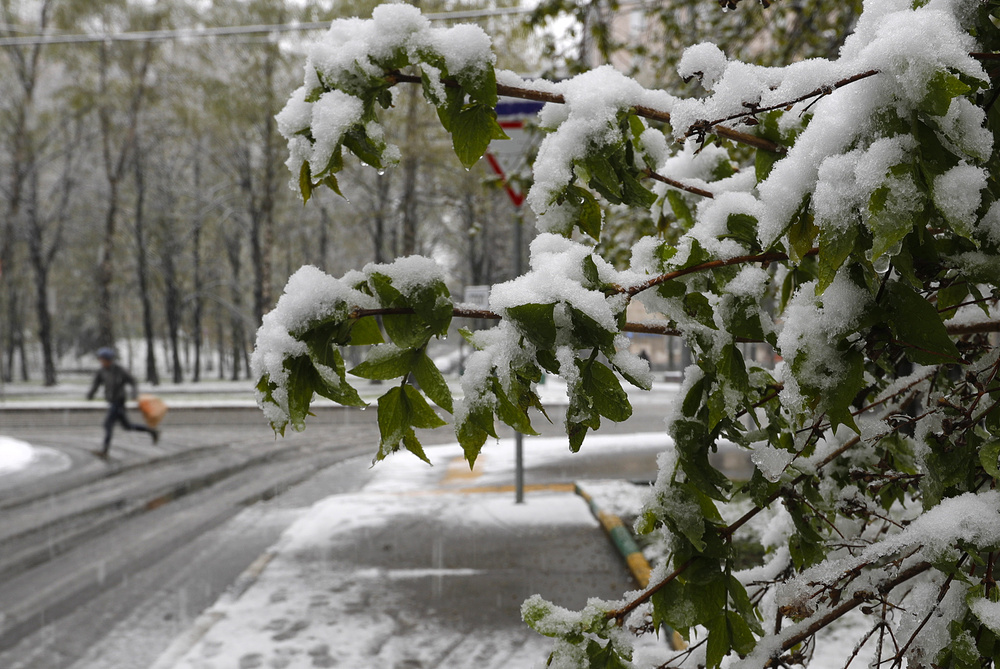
[514,206,525,504]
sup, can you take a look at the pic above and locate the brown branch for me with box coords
[384,71,788,154]
[643,168,715,198]
[771,560,932,659]
[621,249,818,298]
[946,320,1000,335]
[350,307,771,345]
[607,557,696,623]
[696,70,881,132]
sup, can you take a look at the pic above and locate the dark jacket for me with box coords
[87,363,138,405]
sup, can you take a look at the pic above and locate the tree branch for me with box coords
[770,560,932,660]
[384,71,788,154]
[643,168,715,198]
[695,70,881,132]
[620,249,818,297]
[945,320,1000,335]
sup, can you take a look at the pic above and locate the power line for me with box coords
[0,6,533,48]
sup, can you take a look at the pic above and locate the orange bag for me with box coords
[137,394,168,428]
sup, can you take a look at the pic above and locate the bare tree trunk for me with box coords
[163,239,183,383]
[370,174,393,264]
[249,43,280,325]
[132,149,159,385]
[1,0,53,382]
[224,225,245,382]
[95,38,154,349]
[399,84,422,257]
[191,152,205,383]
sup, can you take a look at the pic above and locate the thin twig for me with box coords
[606,557,696,623]
[772,561,932,657]
[621,249,818,297]
[643,168,715,198]
[697,70,881,131]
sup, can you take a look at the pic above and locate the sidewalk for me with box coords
[149,434,675,669]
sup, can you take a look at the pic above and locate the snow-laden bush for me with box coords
[253,0,1000,666]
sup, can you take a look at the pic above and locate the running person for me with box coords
[86,347,159,457]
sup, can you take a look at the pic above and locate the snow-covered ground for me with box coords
[142,433,869,669]
[0,435,71,483]
[3,425,869,669]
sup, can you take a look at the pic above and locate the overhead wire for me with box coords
[0,6,533,48]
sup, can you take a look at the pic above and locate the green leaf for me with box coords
[583,153,624,203]
[726,213,758,247]
[377,386,408,456]
[787,199,817,264]
[979,440,1000,479]
[507,303,557,349]
[584,360,632,423]
[937,282,969,320]
[413,351,454,413]
[299,161,313,204]
[667,190,695,227]
[569,307,617,354]
[825,346,864,433]
[382,313,434,349]
[343,124,386,169]
[921,70,972,117]
[402,428,432,464]
[585,639,629,669]
[493,378,538,435]
[348,316,384,345]
[817,223,857,294]
[620,170,657,209]
[456,401,497,466]
[452,104,507,168]
[307,337,366,408]
[683,292,718,330]
[435,85,466,132]
[664,485,710,551]
[350,345,417,380]
[718,344,750,395]
[729,576,764,635]
[705,613,731,668]
[403,384,448,430]
[727,610,757,657]
[409,282,453,334]
[284,355,318,431]
[868,186,914,260]
[755,149,781,183]
[886,282,961,364]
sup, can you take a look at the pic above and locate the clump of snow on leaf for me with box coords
[252,266,373,424]
[527,66,673,233]
[776,274,871,412]
[934,163,987,234]
[677,42,728,90]
[491,234,623,332]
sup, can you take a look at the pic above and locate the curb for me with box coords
[573,483,652,588]
[573,482,685,651]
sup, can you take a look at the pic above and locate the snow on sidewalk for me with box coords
[152,435,670,669]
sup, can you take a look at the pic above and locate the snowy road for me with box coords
[0,413,384,669]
